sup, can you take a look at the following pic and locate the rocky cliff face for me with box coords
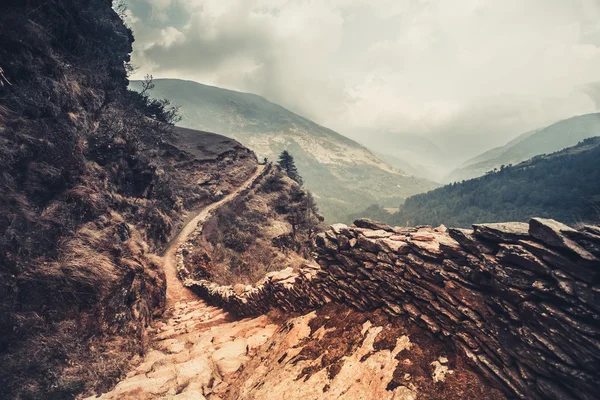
[184,217,600,400]
[0,2,258,397]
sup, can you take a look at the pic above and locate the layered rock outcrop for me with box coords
[184,218,600,400]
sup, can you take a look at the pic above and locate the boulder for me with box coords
[529,218,596,262]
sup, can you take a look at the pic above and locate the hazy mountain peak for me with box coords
[445,112,600,183]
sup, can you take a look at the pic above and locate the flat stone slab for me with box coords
[529,218,596,262]
[472,222,530,243]
[354,218,394,232]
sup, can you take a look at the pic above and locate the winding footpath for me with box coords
[86,163,505,400]
[87,165,279,400]
[162,164,265,307]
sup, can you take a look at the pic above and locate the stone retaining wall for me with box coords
[181,216,600,400]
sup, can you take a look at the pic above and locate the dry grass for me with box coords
[0,104,12,131]
[0,2,261,397]
[185,167,323,285]
[0,2,173,398]
[0,211,167,395]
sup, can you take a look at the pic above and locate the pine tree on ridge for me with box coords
[278,150,303,185]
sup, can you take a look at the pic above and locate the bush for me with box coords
[260,172,286,193]
[125,75,181,125]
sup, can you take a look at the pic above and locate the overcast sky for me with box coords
[124,0,600,159]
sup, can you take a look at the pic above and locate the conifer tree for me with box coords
[278,150,303,185]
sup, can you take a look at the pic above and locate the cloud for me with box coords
[125,0,600,161]
[126,0,348,120]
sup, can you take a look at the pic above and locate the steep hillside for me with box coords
[446,113,600,182]
[0,2,258,398]
[359,137,600,228]
[375,151,435,181]
[129,79,438,222]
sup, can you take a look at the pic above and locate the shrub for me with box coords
[260,171,286,193]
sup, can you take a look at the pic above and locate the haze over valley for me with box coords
[124,0,600,224]
[125,0,600,176]
[131,75,600,225]
[2,1,600,400]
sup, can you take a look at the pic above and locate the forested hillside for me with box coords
[446,113,600,183]
[354,137,600,227]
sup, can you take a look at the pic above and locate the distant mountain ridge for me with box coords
[354,136,600,227]
[446,113,600,182]
[131,79,438,222]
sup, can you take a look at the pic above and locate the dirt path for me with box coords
[162,165,265,307]
[87,299,278,400]
[85,165,273,400]
[85,162,504,400]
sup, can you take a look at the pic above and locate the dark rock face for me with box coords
[184,218,600,400]
[530,218,596,262]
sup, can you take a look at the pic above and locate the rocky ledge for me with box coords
[183,217,600,400]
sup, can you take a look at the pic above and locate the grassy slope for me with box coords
[185,163,323,286]
[0,3,257,398]
[130,79,439,222]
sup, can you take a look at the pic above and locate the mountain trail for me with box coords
[84,163,505,400]
[161,164,265,307]
[86,165,279,400]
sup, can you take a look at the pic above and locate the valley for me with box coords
[354,137,600,228]
[352,132,450,182]
[1,2,600,400]
[446,113,600,183]
[130,79,439,222]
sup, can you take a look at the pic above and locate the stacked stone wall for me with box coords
[182,217,600,400]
